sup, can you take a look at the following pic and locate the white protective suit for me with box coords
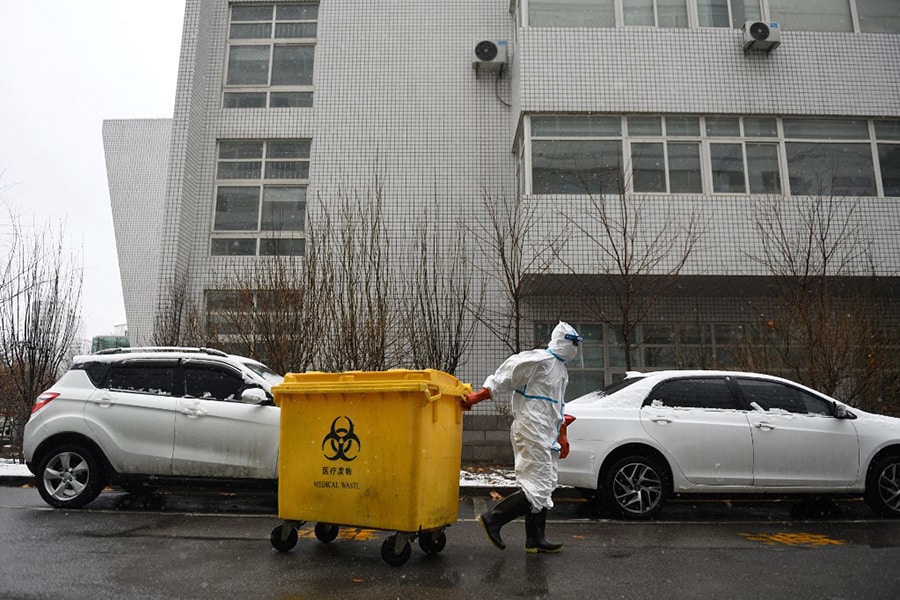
[482,322,580,512]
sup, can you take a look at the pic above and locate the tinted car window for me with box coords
[74,362,111,387]
[184,364,245,401]
[646,378,736,409]
[106,363,177,396]
[737,378,832,415]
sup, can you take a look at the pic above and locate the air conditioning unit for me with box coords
[742,21,781,53]
[473,40,507,71]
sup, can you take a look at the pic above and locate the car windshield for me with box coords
[241,361,284,386]
[596,376,645,397]
[570,376,646,404]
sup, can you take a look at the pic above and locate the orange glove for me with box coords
[558,424,570,459]
[558,415,575,459]
[462,387,491,411]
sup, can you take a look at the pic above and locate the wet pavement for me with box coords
[2,484,899,599]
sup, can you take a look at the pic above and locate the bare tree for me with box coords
[150,177,481,376]
[208,248,326,375]
[740,193,895,411]
[0,213,82,458]
[398,202,482,374]
[312,179,403,371]
[564,177,705,370]
[466,188,566,354]
[151,270,211,347]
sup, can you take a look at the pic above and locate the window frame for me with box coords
[223,3,318,109]
[211,139,310,257]
[104,360,180,397]
[525,114,898,198]
[735,377,835,415]
[519,0,898,32]
[644,376,740,410]
[183,360,251,402]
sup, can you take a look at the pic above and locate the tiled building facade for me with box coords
[105,1,900,460]
[103,118,171,346]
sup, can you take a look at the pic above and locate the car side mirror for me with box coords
[241,387,269,405]
[834,403,857,420]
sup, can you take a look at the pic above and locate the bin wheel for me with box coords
[314,522,339,543]
[381,534,412,567]
[418,530,447,554]
[270,525,298,552]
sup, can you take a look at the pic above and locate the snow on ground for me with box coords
[0,459,29,477]
[458,465,517,487]
[0,458,517,487]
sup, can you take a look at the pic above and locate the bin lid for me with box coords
[272,369,471,405]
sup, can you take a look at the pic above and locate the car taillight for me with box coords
[564,414,576,426]
[32,392,59,413]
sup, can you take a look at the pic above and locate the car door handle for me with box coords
[93,395,114,408]
[650,415,673,424]
[754,421,775,430]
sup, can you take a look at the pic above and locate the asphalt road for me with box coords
[2,484,899,600]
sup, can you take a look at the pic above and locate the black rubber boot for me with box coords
[525,508,563,553]
[477,490,530,550]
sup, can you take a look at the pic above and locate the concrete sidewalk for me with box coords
[0,464,545,498]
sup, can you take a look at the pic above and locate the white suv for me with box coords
[23,347,284,508]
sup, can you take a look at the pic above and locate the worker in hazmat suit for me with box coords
[463,321,582,553]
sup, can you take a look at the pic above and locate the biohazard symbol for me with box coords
[322,416,361,462]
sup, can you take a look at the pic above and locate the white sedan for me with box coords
[558,370,900,519]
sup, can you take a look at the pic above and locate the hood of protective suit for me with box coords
[547,321,581,362]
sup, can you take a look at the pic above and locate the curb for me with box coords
[0,475,34,487]
[0,476,581,500]
[0,476,508,495]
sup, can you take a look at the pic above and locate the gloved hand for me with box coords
[462,387,491,411]
[558,415,575,459]
[558,424,570,459]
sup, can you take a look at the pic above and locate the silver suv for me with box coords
[23,347,284,508]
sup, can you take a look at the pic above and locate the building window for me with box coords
[628,117,703,194]
[531,116,623,195]
[707,116,780,194]
[623,0,689,28]
[206,291,244,335]
[768,0,853,32]
[783,118,876,197]
[224,3,317,109]
[526,115,899,198]
[522,0,900,32]
[857,0,900,33]
[696,0,762,28]
[211,139,309,256]
[876,120,900,197]
[709,143,746,193]
[529,0,615,27]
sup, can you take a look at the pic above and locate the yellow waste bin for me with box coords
[269,369,471,566]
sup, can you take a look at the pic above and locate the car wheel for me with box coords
[602,454,668,519]
[865,455,900,518]
[36,444,106,509]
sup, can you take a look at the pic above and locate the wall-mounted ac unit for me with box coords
[473,40,507,71]
[743,21,781,53]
